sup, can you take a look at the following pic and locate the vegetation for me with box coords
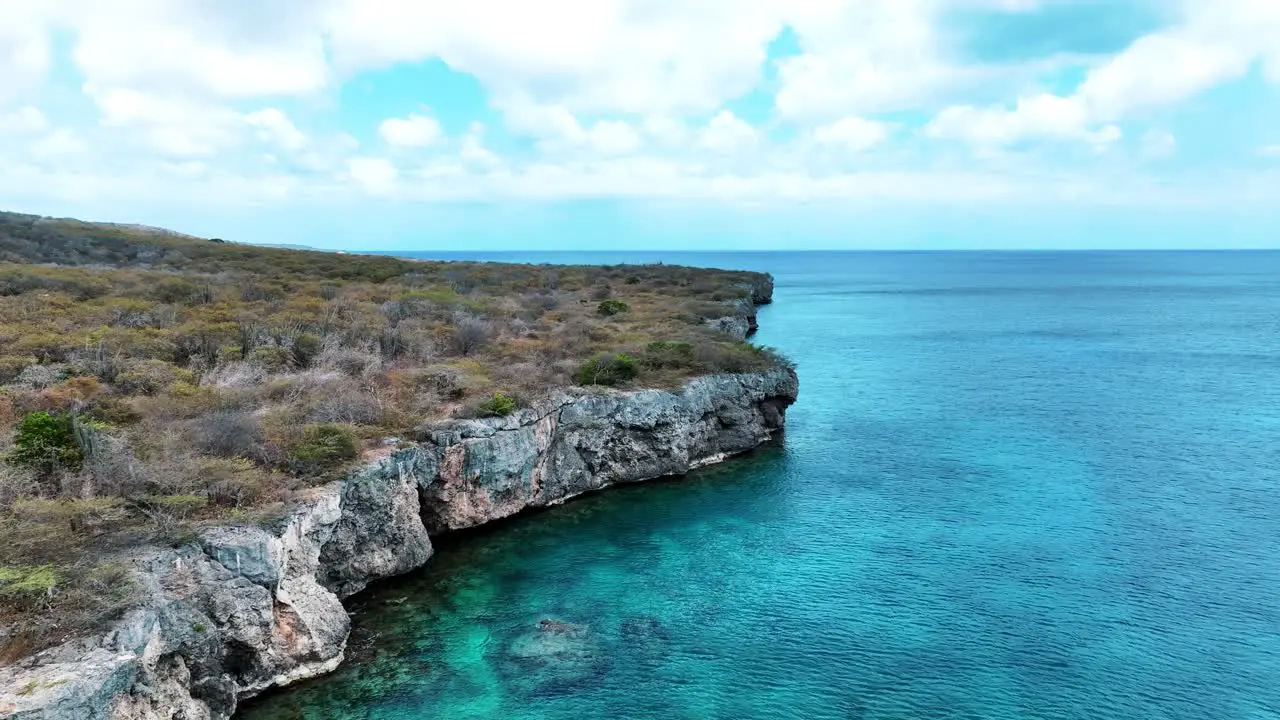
[475,392,518,418]
[7,411,83,480]
[0,209,789,659]
[597,299,631,316]
[289,425,360,476]
[577,352,640,386]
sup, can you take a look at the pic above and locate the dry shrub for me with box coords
[0,356,36,384]
[113,359,189,396]
[133,427,204,496]
[449,315,491,356]
[200,458,271,507]
[316,340,382,379]
[521,293,560,318]
[394,318,439,362]
[308,379,384,425]
[194,410,263,459]
[421,366,467,400]
[247,346,292,373]
[202,361,267,389]
[133,380,220,420]
[0,464,36,509]
[0,392,16,430]
[78,429,141,498]
[13,364,66,390]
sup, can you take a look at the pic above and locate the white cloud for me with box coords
[503,102,587,145]
[0,4,53,103]
[698,111,757,154]
[244,108,307,151]
[1076,34,1250,121]
[641,116,690,147]
[379,113,443,148]
[1141,130,1177,159]
[68,0,328,99]
[1260,145,1280,158]
[324,0,783,116]
[585,120,640,156]
[925,0,1280,152]
[775,0,959,120]
[811,116,891,152]
[0,106,47,133]
[460,123,502,167]
[88,86,244,157]
[30,129,89,159]
[926,93,1120,148]
[1,0,1279,215]
[347,157,398,195]
[500,102,642,156]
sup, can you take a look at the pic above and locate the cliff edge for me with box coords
[0,366,797,719]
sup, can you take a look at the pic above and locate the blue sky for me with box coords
[1,0,1278,250]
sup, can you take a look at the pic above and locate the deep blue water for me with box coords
[243,252,1280,719]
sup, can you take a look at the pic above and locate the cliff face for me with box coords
[0,368,797,719]
[418,368,796,532]
[704,275,773,340]
[0,465,433,720]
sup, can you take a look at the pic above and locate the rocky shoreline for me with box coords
[0,287,796,720]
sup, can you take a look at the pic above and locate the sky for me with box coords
[1,0,1279,250]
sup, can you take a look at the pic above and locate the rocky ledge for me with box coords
[704,275,772,340]
[0,364,797,719]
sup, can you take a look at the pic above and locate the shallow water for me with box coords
[242,252,1280,720]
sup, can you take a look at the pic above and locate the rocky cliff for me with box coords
[704,276,772,340]
[0,366,797,719]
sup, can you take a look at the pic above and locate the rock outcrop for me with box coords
[0,466,432,720]
[704,291,765,340]
[417,368,796,533]
[0,283,796,720]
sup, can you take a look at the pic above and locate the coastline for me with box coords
[0,294,796,720]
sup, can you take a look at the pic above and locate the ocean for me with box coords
[241,251,1280,719]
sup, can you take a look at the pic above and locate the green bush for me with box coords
[85,396,142,426]
[113,359,186,395]
[576,352,639,386]
[247,346,291,372]
[148,278,199,305]
[476,392,517,417]
[693,342,782,374]
[6,411,83,478]
[643,341,695,369]
[0,566,59,607]
[291,333,323,369]
[597,299,631,317]
[290,424,360,475]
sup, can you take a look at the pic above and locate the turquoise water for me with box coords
[242,252,1280,720]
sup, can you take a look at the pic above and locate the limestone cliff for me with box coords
[0,464,433,720]
[0,303,796,719]
[417,368,796,533]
